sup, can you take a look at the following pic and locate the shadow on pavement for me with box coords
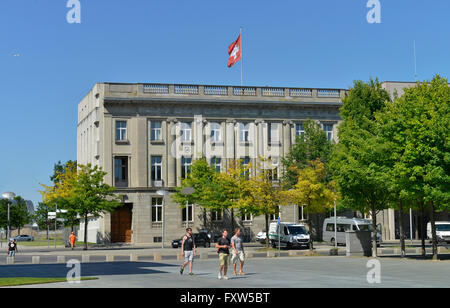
[379,254,450,261]
[0,262,177,279]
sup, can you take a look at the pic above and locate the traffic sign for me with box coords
[277,216,281,225]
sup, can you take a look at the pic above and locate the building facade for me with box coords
[77,83,346,245]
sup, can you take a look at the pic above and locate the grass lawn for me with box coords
[0,277,98,287]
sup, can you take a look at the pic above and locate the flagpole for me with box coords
[240,27,243,87]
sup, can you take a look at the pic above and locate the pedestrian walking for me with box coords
[231,228,245,276]
[69,232,77,250]
[180,228,196,276]
[216,229,231,280]
[7,239,17,258]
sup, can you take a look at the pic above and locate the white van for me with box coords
[268,222,310,249]
[322,217,381,246]
[427,222,450,244]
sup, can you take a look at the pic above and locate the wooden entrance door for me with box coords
[111,203,133,243]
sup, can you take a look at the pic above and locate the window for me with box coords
[240,123,250,142]
[270,206,280,221]
[211,210,223,221]
[211,157,222,172]
[241,210,253,222]
[151,121,162,141]
[266,158,279,181]
[210,123,221,142]
[337,224,351,232]
[242,157,250,178]
[296,123,305,138]
[181,157,192,179]
[116,121,127,141]
[326,223,335,232]
[268,123,279,143]
[151,197,163,222]
[323,124,333,141]
[114,157,128,187]
[180,122,191,142]
[182,204,193,222]
[151,156,162,182]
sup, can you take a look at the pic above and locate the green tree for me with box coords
[71,164,122,250]
[0,196,32,236]
[376,75,450,259]
[239,157,283,247]
[34,202,51,239]
[281,119,333,189]
[40,161,80,232]
[172,157,217,227]
[202,159,251,232]
[330,78,392,257]
[282,159,338,251]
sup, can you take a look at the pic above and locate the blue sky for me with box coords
[0,0,449,207]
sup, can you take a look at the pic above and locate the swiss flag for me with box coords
[227,34,242,68]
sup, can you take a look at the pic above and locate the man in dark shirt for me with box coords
[180,228,196,275]
[8,239,18,257]
[215,229,231,280]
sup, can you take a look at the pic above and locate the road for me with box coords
[2,256,450,288]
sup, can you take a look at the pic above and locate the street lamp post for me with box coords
[2,192,16,240]
[157,190,170,249]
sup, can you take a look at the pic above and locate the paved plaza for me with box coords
[2,256,449,288]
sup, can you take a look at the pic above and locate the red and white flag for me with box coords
[227,34,242,68]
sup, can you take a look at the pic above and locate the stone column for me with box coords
[225,119,236,166]
[167,118,177,187]
[282,120,293,159]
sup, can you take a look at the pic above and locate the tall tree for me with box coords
[281,119,333,189]
[0,196,32,236]
[71,164,122,250]
[40,161,80,232]
[239,157,283,247]
[172,158,217,227]
[204,159,251,232]
[282,159,338,251]
[330,78,392,257]
[376,75,450,260]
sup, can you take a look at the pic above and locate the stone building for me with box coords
[77,81,448,245]
[77,83,346,245]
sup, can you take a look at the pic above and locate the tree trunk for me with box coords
[420,201,426,257]
[371,205,378,258]
[307,206,314,252]
[265,214,270,248]
[84,214,89,251]
[230,209,234,233]
[18,227,21,236]
[203,209,207,227]
[429,202,438,260]
[398,199,406,257]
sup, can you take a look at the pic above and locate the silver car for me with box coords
[8,235,34,242]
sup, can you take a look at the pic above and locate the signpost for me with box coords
[277,216,281,257]
[48,209,68,248]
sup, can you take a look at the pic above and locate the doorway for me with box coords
[111,203,133,243]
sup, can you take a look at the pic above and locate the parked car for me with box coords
[256,230,267,244]
[8,234,34,242]
[171,233,211,248]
